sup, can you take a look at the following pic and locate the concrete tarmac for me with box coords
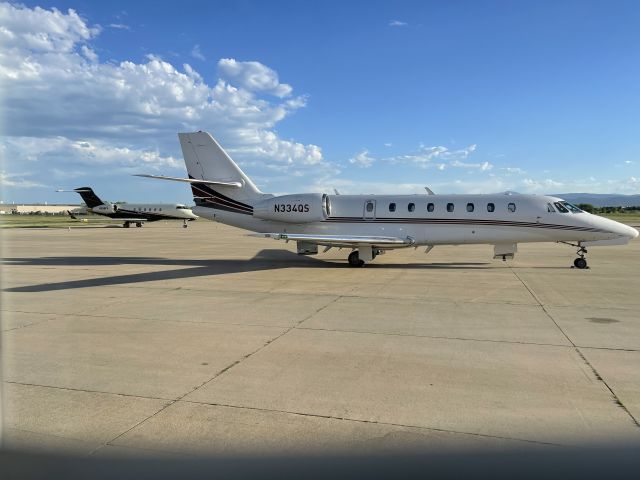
[2,221,639,456]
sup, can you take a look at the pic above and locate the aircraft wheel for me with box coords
[348,250,365,267]
[183,223,188,228]
[573,257,588,269]
[123,222,130,228]
[136,222,143,228]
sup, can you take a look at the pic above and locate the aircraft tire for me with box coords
[573,257,588,269]
[123,222,130,228]
[348,250,365,267]
[136,222,143,228]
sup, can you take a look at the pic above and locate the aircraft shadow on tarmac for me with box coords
[3,249,496,293]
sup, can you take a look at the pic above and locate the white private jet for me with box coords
[138,131,638,268]
[57,187,198,228]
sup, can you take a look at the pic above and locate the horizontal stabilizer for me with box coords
[250,232,414,248]
[134,174,242,188]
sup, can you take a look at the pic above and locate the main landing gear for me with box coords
[561,242,589,269]
[347,249,381,267]
[348,250,365,267]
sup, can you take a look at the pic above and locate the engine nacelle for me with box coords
[92,203,117,214]
[253,193,330,223]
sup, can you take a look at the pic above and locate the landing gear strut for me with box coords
[348,250,365,267]
[183,219,188,228]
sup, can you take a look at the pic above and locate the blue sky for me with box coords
[1,0,639,204]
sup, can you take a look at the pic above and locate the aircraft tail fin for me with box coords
[74,187,104,208]
[178,131,266,205]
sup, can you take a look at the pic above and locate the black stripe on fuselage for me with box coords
[188,175,253,214]
[94,209,186,222]
[323,217,610,233]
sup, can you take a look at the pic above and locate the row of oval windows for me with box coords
[383,202,516,213]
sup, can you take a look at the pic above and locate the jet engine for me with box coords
[253,193,330,223]
[92,203,118,214]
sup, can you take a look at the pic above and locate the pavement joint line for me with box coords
[4,381,174,402]
[178,399,562,448]
[95,304,338,454]
[3,309,638,353]
[295,326,573,349]
[573,348,640,428]
[510,269,640,430]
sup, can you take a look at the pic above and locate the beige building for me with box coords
[0,204,82,215]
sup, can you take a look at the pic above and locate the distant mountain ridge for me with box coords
[551,193,640,207]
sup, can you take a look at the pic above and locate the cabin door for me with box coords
[363,200,376,220]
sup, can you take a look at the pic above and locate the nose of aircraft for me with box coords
[591,215,639,240]
[611,219,639,239]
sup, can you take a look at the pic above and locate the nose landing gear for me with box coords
[572,245,589,269]
[183,219,188,228]
[559,241,590,269]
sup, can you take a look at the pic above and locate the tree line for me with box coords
[577,204,640,214]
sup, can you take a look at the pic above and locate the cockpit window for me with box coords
[547,203,555,213]
[554,202,569,213]
[560,201,583,213]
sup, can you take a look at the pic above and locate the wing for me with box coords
[133,174,242,188]
[250,232,415,249]
[67,212,148,223]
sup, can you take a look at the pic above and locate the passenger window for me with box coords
[408,203,415,212]
[508,203,516,213]
[427,203,434,212]
[554,202,569,213]
[389,203,396,212]
[547,203,555,213]
[366,202,374,212]
[466,203,474,212]
[447,203,454,212]
[487,203,495,212]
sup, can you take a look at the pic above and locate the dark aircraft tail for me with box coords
[74,187,104,208]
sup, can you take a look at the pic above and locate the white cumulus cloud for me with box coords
[349,150,375,168]
[0,3,325,198]
[217,58,293,98]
